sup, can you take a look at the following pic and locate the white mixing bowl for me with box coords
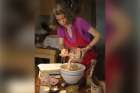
[60,63,86,84]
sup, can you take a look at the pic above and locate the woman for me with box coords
[51,4,100,70]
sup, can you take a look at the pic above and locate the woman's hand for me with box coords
[81,45,91,54]
[68,48,83,62]
[59,48,69,57]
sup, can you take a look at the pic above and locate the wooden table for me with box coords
[35,48,57,63]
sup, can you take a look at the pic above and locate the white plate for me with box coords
[38,63,62,71]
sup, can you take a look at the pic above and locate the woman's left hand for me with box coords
[73,48,87,60]
[68,48,83,62]
[81,46,90,53]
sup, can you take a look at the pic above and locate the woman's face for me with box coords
[55,14,67,27]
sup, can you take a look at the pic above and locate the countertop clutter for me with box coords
[36,63,91,93]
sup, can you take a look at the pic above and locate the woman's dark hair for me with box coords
[50,4,75,29]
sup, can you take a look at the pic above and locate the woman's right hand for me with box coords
[59,48,69,57]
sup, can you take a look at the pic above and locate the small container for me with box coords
[50,86,59,93]
[44,86,50,92]
[59,90,67,93]
[66,85,79,93]
[40,86,50,93]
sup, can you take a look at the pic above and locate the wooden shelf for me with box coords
[40,0,56,15]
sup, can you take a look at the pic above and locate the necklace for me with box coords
[67,25,73,38]
[64,24,76,43]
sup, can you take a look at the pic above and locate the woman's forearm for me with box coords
[86,27,100,49]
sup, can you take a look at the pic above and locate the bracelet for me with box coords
[89,44,92,48]
[86,45,92,50]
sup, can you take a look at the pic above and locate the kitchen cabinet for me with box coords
[40,0,56,15]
